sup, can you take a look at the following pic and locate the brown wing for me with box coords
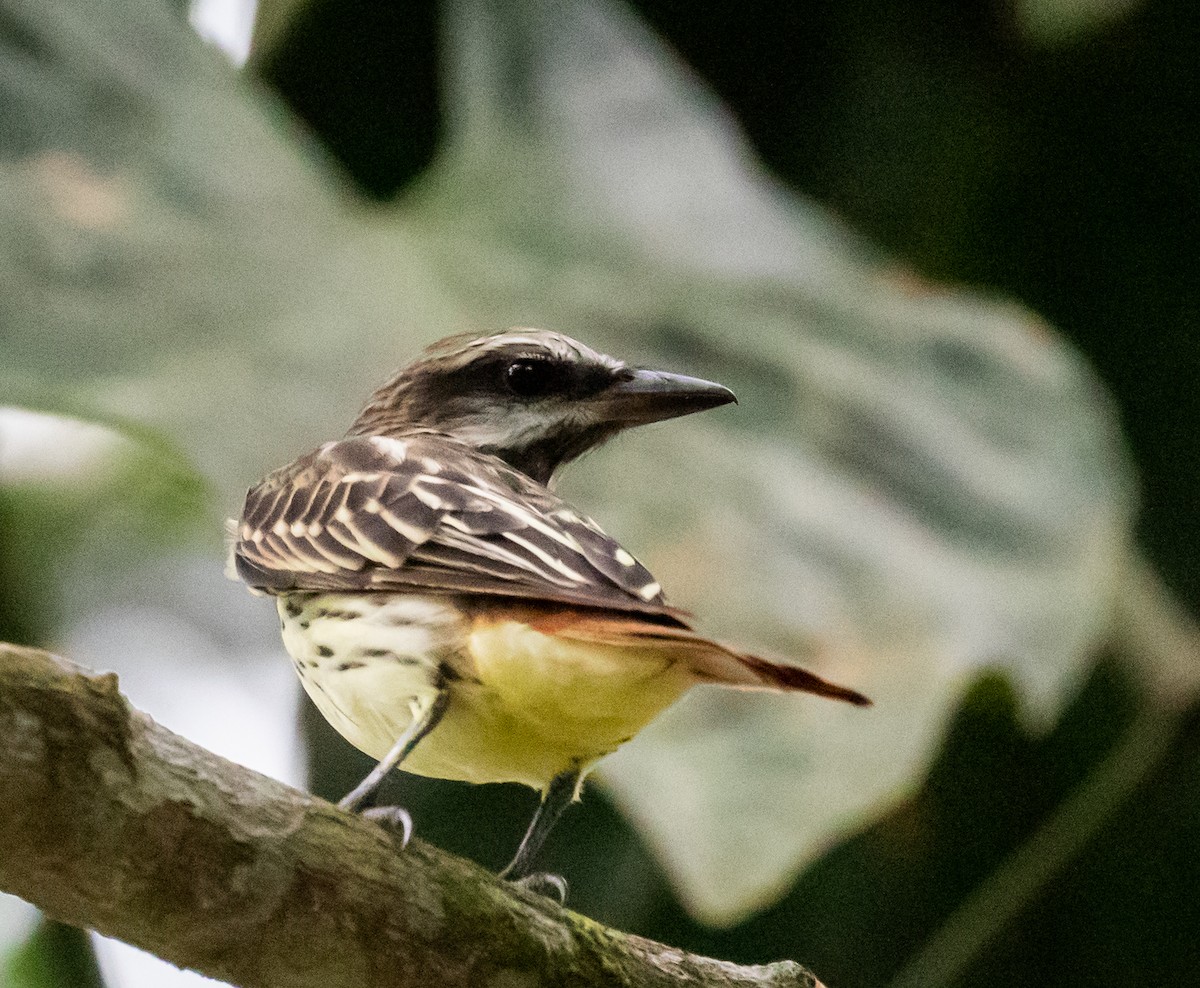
[232,434,686,618]
[495,605,870,706]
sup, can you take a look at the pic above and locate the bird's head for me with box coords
[348,329,736,485]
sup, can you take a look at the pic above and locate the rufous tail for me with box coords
[731,652,871,706]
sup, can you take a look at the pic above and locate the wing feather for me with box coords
[304,527,365,569]
[232,434,679,617]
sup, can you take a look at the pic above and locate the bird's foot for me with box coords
[508,872,568,903]
[359,805,414,848]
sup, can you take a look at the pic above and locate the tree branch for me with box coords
[0,644,823,988]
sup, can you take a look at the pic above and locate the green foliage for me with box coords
[0,423,210,647]
[4,920,104,988]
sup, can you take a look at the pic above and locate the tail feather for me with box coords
[730,652,871,706]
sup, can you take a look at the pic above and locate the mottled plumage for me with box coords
[235,433,670,612]
[232,328,868,893]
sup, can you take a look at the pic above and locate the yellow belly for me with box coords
[279,594,693,790]
[414,621,694,787]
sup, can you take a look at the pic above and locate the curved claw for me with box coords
[361,805,414,848]
[510,872,568,903]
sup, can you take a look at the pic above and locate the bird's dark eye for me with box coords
[504,359,559,398]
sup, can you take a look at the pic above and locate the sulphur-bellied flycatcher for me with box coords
[231,329,868,895]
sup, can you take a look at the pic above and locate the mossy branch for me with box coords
[0,644,822,988]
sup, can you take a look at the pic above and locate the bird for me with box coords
[231,328,869,897]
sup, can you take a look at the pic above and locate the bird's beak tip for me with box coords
[603,368,737,425]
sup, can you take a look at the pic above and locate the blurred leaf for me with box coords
[701,657,1194,988]
[0,893,39,981]
[0,410,208,646]
[1013,0,1147,46]
[0,0,467,505]
[4,919,104,988]
[0,0,1137,927]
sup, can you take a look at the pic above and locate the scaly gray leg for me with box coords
[337,691,450,838]
[500,768,581,899]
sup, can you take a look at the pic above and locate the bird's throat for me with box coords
[482,425,617,486]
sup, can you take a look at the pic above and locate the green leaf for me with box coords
[0,410,208,645]
[4,919,104,988]
[1013,0,1147,46]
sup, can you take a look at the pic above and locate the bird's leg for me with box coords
[338,690,449,844]
[500,768,581,900]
